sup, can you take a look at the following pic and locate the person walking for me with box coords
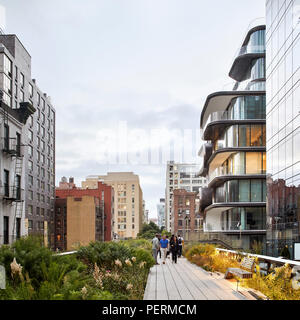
[170,235,179,264]
[157,234,162,259]
[177,235,183,258]
[152,233,160,265]
[159,235,169,264]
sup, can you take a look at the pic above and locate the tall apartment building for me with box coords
[0,34,55,247]
[82,172,143,240]
[199,21,267,251]
[266,0,300,258]
[0,94,35,244]
[157,198,165,229]
[165,161,207,232]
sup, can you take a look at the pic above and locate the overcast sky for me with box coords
[0,0,265,218]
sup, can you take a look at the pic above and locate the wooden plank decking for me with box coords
[143,256,253,300]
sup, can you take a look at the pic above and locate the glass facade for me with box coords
[213,124,266,151]
[266,0,300,258]
[200,23,266,252]
[221,207,266,231]
[214,179,266,203]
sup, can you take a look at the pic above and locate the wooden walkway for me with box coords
[143,256,254,300]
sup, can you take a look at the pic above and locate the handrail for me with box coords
[54,250,77,256]
[216,248,300,267]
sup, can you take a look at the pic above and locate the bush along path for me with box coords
[0,237,155,300]
[184,243,300,300]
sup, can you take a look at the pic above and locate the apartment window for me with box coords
[132,224,135,229]
[28,175,33,185]
[28,205,33,215]
[4,170,9,197]
[28,130,33,143]
[42,127,45,137]
[36,207,40,216]
[37,123,40,134]
[37,151,40,162]
[41,168,45,178]
[29,116,33,127]
[132,198,135,203]
[3,216,9,244]
[37,179,40,188]
[29,83,33,98]
[20,73,24,88]
[41,208,45,216]
[28,145,33,157]
[14,65,18,82]
[28,220,33,230]
[42,113,45,124]
[16,218,21,240]
[42,140,45,151]
[37,193,40,202]
[41,181,45,190]
[42,99,45,110]
[20,89,24,102]
[4,54,12,77]
[28,190,33,201]
[3,125,10,153]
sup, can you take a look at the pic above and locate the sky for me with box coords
[0,0,265,218]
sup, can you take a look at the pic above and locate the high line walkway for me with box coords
[143,256,258,300]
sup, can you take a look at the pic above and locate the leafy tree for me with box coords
[137,222,160,240]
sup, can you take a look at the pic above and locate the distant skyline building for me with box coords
[266,0,300,259]
[0,34,55,247]
[82,172,143,240]
[165,161,207,232]
[199,20,267,251]
[157,198,165,229]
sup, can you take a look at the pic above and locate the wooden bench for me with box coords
[225,256,255,280]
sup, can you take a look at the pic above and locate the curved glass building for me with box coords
[199,22,266,251]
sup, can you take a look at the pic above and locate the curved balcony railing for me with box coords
[237,44,265,57]
[208,166,266,185]
[201,110,266,138]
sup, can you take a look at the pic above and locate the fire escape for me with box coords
[0,91,24,241]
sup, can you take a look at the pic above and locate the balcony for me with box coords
[229,25,265,82]
[2,138,23,157]
[208,165,266,187]
[1,186,24,202]
[201,110,265,140]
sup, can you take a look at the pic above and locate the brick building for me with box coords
[55,180,114,249]
[172,189,201,237]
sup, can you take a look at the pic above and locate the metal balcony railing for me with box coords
[1,186,24,202]
[2,138,23,157]
[202,110,266,138]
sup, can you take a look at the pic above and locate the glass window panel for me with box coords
[250,125,263,146]
[246,152,262,174]
[239,180,250,202]
[251,180,262,202]
[239,125,250,147]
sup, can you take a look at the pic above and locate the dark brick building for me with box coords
[172,189,200,236]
